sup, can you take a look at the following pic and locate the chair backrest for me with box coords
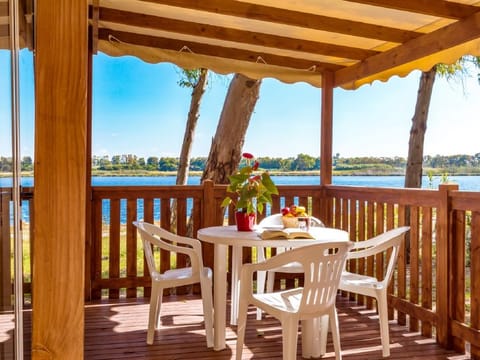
[258,241,353,316]
[298,241,353,316]
[133,221,204,277]
[258,213,325,227]
[347,226,410,287]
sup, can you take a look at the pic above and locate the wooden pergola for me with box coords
[5,1,480,358]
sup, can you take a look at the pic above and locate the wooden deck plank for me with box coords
[0,295,471,359]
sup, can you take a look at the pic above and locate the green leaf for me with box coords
[221,197,232,208]
[261,172,279,194]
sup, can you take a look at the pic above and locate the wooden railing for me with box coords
[1,181,479,358]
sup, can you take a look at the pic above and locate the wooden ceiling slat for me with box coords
[0,2,8,16]
[335,10,480,88]
[0,24,8,37]
[345,0,480,20]
[141,0,422,43]
[99,28,345,72]
[99,7,379,61]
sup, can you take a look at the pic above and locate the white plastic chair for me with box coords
[256,213,325,319]
[339,226,410,357]
[236,241,353,360]
[133,221,214,348]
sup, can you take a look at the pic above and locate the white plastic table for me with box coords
[197,225,349,351]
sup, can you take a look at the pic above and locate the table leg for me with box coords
[301,315,328,358]
[230,245,242,326]
[214,243,227,350]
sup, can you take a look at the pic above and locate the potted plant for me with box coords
[221,152,278,231]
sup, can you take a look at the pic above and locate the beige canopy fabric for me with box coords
[3,0,480,89]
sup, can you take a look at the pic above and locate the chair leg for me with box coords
[147,283,162,345]
[256,270,266,320]
[329,307,342,360]
[282,317,300,360]
[200,276,214,348]
[377,292,391,357]
[235,298,249,360]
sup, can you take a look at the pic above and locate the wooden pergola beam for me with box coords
[142,0,421,43]
[345,0,480,20]
[98,7,379,61]
[99,29,344,72]
[334,10,480,88]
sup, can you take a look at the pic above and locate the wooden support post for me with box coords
[320,70,334,186]
[32,1,88,359]
[436,183,458,349]
[320,71,334,225]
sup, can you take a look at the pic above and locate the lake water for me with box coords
[1,175,479,190]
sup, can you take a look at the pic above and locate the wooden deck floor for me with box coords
[0,295,471,359]
[83,295,470,360]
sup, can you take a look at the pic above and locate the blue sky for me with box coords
[2,50,480,159]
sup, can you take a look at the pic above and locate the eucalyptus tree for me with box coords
[405,56,480,188]
[201,73,262,184]
[171,68,208,233]
[176,68,209,185]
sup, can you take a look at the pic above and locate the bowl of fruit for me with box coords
[281,205,310,229]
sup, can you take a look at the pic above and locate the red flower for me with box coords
[249,175,261,182]
[252,161,259,170]
[242,152,254,159]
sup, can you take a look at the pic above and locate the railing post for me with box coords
[202,180,216,270]
[436,183,459,349]
[202,180,216,228]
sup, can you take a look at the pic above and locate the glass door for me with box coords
[1,1,34,358]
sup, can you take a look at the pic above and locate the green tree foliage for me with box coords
[21,156,33,171]
[10,153,474,175]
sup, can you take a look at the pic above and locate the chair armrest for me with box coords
[347,226,409,259]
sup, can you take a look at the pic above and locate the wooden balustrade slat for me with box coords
[409,206,420,332]
[334,197,341,229]
[451,209,465,351]
[0,191,11,309]
[341,198,348,232]
[347,198,358,301]
[375,202,385,298]
[387,203,395,319]
[366,200,375,309]
[91,198,103,299]
[421,207,433,338]
[109,199,121,299]
[357,200,366,306]
[470,211,480,359]
[126,199,138,298]
[176,198,188,293]
[397,204,407,325]
[143,198,154,298]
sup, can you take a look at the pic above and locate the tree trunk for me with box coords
[404,68,436,188]
[176,68,208,185]
[171,69,208,235]
[201,74,262,184]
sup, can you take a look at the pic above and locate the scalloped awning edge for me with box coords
[98,38,323,88]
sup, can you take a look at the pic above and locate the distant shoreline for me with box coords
[3,169,480,178]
